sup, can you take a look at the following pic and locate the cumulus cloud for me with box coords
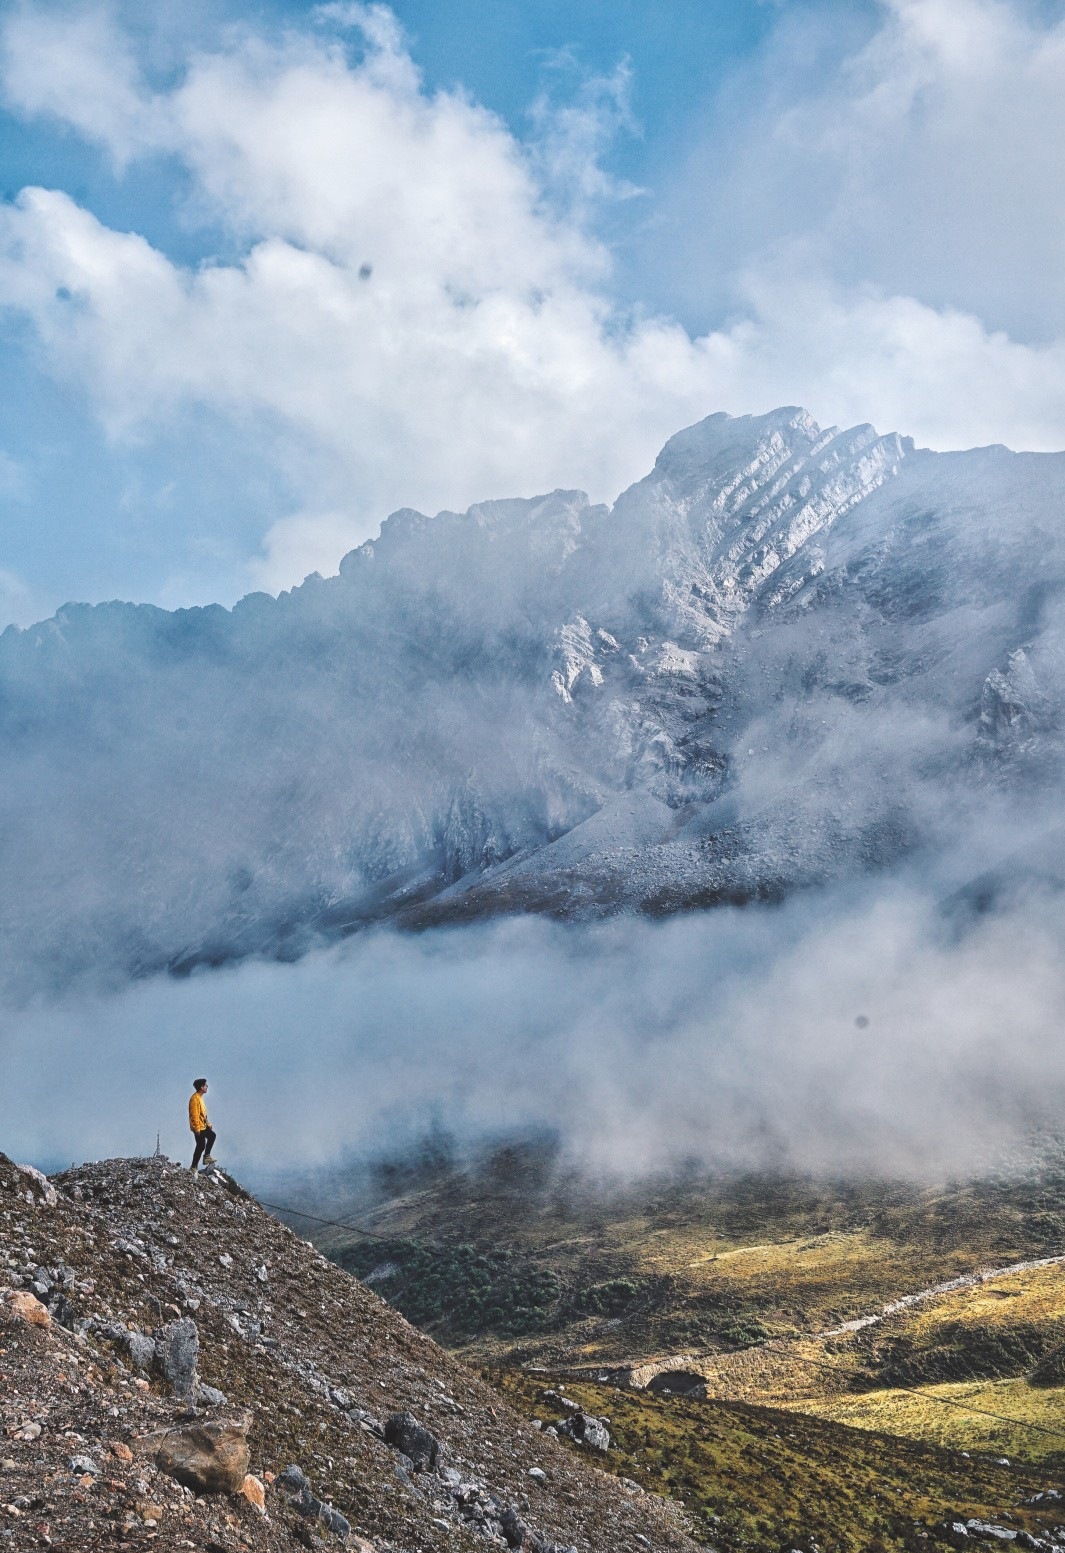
[3,880,1064,1182]
[0,1,1065,597]
[656,0,1065,344]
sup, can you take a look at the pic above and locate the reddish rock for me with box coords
[8,1291,50,1328]
[241,1473,266,1510]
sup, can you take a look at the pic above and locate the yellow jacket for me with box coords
[189,1091,209,1133]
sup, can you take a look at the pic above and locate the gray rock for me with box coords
[384,1411,441,1471]
[500,1506,528,1548]
[49,1293,75,1330]
[277,1465,311,1493]
[556,1411,610,1451]
[318,1504,350,1537]
[293,1487,325,1521]
[196,1384,227,1407]
[124,1330,157,1371]
[155,1317,199,1399]
[69,1456,99,1475]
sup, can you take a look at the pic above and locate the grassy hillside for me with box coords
[489,1372,1065,1553]
[308,1137,1065,1361]
[294,1138,1065,1544]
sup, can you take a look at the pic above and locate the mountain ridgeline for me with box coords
[2,407,1064,993]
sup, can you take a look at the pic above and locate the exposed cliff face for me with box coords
[0,1150,700,1551]
[0,407,1063,992]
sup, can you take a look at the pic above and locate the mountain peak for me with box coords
[0,408,1062,990]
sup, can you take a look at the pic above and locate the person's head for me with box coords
[193,1078,208,1093]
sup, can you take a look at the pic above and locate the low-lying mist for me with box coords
[4,872,1063,1186]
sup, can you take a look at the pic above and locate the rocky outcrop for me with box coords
[155,1315,200,1399]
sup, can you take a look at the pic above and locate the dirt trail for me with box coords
[821,1251,1065,1336]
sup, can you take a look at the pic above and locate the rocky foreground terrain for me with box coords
[0,1150,701,1552]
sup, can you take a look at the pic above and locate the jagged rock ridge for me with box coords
[1,407,1063,990]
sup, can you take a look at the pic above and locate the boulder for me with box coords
[155,1317,199,1399]
[283,1473,350,1540]
[319,1503,351,1537]
[556,1412,610,1451]
[155,1417,251,1494]
[14,1163,57,1206]
[293,1486,325,1520]
[501,1505,529,1548]
[7,1291,50,1328]
[383,1411,441,1471]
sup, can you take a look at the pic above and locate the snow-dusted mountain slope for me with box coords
[2,407,1063,993]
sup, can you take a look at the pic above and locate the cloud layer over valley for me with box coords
[4,879,1065,1183]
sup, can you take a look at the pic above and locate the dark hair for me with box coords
[193,1078,208,1090]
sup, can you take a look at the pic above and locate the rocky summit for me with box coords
[0,1150,700,1552]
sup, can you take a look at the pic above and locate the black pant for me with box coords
[191,1128,216,1169]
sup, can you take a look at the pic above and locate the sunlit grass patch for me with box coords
[798,1376,1065,1466]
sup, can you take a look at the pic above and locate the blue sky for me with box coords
[0,0,1063,626]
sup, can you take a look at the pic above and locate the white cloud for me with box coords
[0,0,1064,595]
[662,0,1065,344]
[5,886,1065,1179]
[249,508,367,592]
[0,4,158,164]
[528,55,644,222]
[0,563,41,630]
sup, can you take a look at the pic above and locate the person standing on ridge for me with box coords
[189,1078,217,1171]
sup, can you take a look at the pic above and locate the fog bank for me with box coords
[3,876,1062,1183]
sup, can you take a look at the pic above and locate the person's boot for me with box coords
[204,1154,216,1165]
